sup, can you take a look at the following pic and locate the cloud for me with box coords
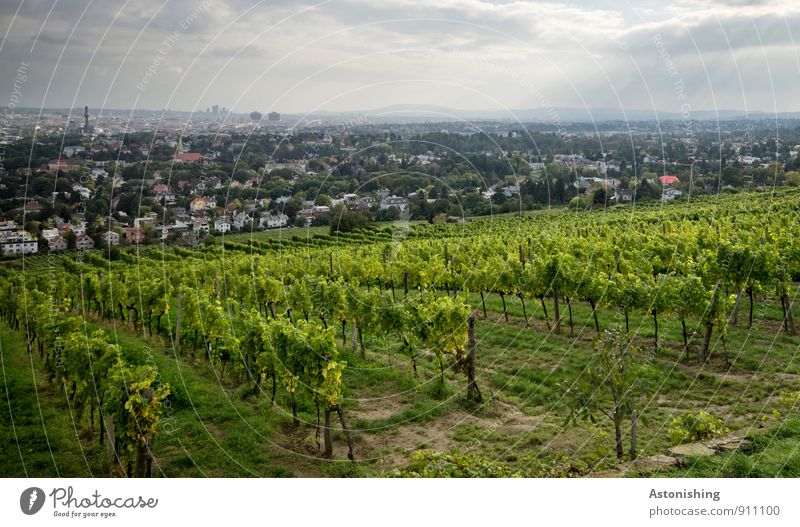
[0,0,798,113]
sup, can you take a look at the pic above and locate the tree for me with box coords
[567,331,654,459]
[329,207,372,234]
[592,187,607,207]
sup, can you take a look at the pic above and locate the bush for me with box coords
[775,390,800,418]
[391,450,520,478]
[668,411,728,445]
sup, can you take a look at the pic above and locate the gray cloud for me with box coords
[0,0,798,113]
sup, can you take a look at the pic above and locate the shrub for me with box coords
[668,411,729,444]
[775,390,800,418]
[391,450,520,478]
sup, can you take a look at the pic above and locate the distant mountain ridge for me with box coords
[12,105,800,123]
[304,105,800,122]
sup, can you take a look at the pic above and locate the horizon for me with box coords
[7,103,800,121]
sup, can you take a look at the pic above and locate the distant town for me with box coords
[2,106,800,257]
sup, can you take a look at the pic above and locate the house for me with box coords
[102,231,120,246]
[214,219,231,233]
[72,221,88,237]
[48,160,72,172]
[659,175,680,186]
[0,231,38,255]
[589,177,620,190]
[259,213,288,229]
[152,183,175,204]
[357,196,375,209]
[58,224,73,238]
[233,212,252,230]
[171,222,191,234]
[41,228,60,241]
[190,197,216,213]
[16,201,44,214]
[155,226,171,241]
[62,146,85,157]
[0,220,19,232]
[173,211,192,224]
[48,236,68,251]
[501,185,520,197]
[172,152,203,163]
[72,183,91,199]
[614,190,633,203]
[192,221,210,234]
[661,188,684,202]
[125,227,145,245]
[133,215,157,228]
[380,195,409,211]
[298,206,330,219]
[75,234,95,250]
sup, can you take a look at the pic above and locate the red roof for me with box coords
[173,153,202,162]
[659,175,680,185]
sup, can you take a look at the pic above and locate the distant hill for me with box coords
[300,105,800,123]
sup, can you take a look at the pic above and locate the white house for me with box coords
[661,188,684,202]
[0,231,39,255]
[214,219,231,233]
[380,195,409,211]
[233,212,252,230]
[0,220,19,232]
[62,145,85,157]
[75,234,95,250]
[738,155,760,165]
[102,231,120,246]
[133,215,157,228]
[259,213,288,229]
[41,228,60,241]
[48,236,68,251]
[72,183,91,199]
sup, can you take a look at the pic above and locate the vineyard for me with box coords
[3,189,800,477]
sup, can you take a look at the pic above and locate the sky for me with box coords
[1,0,799,116]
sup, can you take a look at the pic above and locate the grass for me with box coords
[0,327,101,476]
[3,283,800,477]
[661,418,800,477]
[219,224,331,243]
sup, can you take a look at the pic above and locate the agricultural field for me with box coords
[3,189,800,478]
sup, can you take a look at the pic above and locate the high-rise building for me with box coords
[268,111,280,121]
[212,104,219,113]
[82,106,94,134]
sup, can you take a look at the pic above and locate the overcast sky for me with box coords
[1,0,799,115]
